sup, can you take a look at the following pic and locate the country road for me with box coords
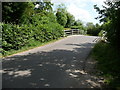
[2,35,103,88]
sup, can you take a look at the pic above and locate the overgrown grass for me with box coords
[2,37,65,57]
[92,41,120,89]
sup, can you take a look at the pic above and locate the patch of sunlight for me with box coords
[86,79,100,87]
[60,60,63,61]
[3,69,32,77]
[38,64,43,67]
[81,82,85,85]
[69,73,78,78]
[71,65,75,67]
[73,57,76,59]
[40,78,45,81]
[98,80,104,83]
[30,83,37,86]
[8,71,14,75]
[69,86,73,88]
[66,69,87,75]
[73,70,87,75]
[44,84,50,87]
[73,60,77,62]
[80,61,83,63]
[0,70,6,74]
[56,63,61,66]
[5,58,15,61]
[18,65,21,67]
[54,59,58,62]
[73,50,79,53]
[66,69,72,72]
[60,64,66,68]
[23,58,28,61]
[0,68,12,74]
[45,62,50,64]
[81,46,88,48]
[91,76,97,80]
[87,61,96,64]
[14,70,31,77]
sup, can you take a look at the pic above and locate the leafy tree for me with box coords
[56,4,67,27]
[19,2,35,24]
[71,20,84,29]
[2,2,30,24]
[2,1,64,54]
[94,1,120,87]
[86,22,94,28]
[94,1,120,49]
[73,19,83,26]
[2,2,53,24]
[94,23,102,36]
[86,22,95,35]
[34,1,53,14]
[65,12,75,28]
[86,22,101,36]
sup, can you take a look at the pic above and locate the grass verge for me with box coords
[2,37,65,58]
[92,41,120,89]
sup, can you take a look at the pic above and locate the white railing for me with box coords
[64,29,80,36]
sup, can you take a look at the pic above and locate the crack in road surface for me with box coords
[2,35,104,88]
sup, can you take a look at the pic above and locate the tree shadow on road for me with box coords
[2,42,102,88]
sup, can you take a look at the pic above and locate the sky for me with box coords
[51,0,106,25]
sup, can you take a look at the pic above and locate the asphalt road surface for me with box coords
[2,35,102,88]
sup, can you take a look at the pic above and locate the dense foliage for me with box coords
[56,4,67,27]
[86,22,101,36]
[94,1,120,50]
[65,12,75,28]
[92,0,120,88]
[2,2,33,24]
[2,2,64,55]
[56,4,75,28]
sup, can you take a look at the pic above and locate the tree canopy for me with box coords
[94,1,120,49]
[2,2,30,24]
[56,4,67,27]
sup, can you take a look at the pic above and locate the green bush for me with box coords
[87,28,101,36]
[2,15,64,55]
[80,30,87,35]
[2,23,31,51]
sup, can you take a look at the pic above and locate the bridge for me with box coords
[64,29,87,36]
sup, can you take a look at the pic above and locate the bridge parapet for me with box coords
[64,29,87,36]
[64,29,82,36]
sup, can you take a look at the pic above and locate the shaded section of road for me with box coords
[2,35,101,88]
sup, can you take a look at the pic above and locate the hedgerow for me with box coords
[2,14,64,55]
